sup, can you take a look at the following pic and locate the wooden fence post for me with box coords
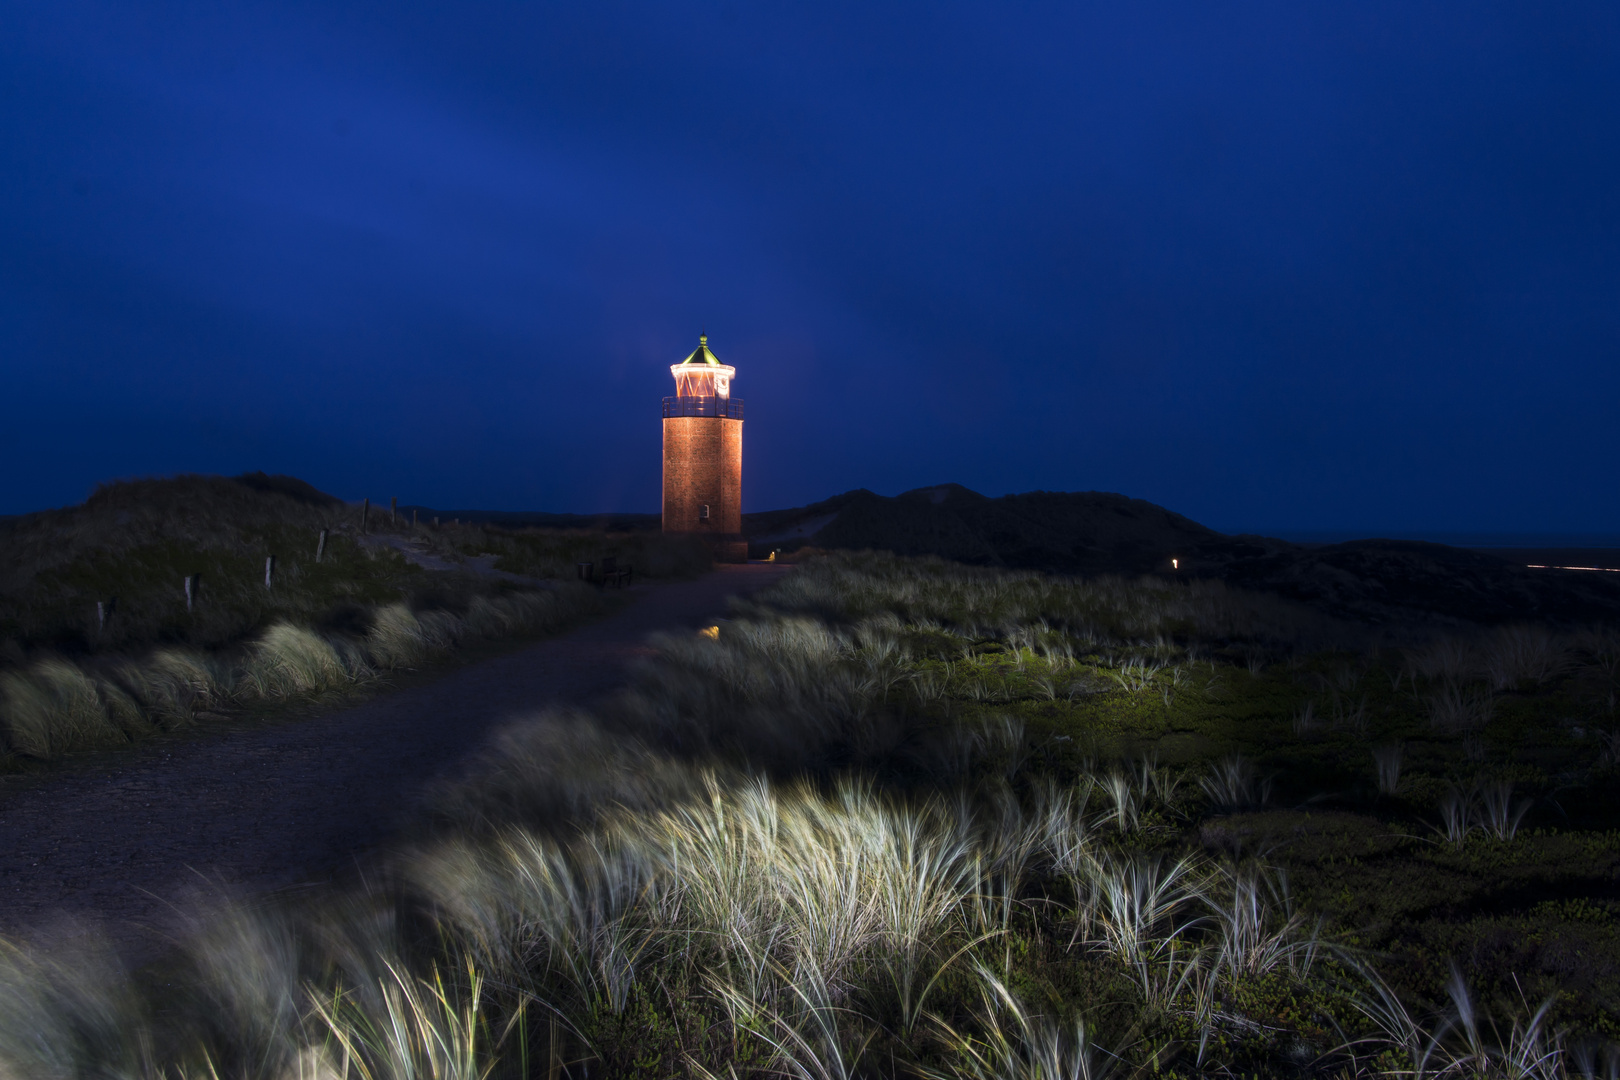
[391,496,398,523]
[185,574,199,613]
[411,508,418,528]
[265,555,276,589]
[316,529,328,563]
[361,498,370,534]
[433,516,440,529]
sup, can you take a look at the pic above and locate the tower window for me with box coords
[699,504,710,520]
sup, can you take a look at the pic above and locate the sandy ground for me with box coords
[0,564,790,949]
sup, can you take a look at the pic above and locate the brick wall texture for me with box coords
[662,417,743,554]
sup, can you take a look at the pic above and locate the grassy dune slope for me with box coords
[0,473,711,761]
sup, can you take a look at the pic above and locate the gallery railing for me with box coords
[662,396,745,419]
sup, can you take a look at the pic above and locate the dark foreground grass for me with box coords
[1,551,1616,1079]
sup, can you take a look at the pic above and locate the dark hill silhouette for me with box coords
[746,484,1284,573]
[744,485,1620,625]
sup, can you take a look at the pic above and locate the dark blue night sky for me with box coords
[3,2,1617,531]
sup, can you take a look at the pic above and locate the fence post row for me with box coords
[95,498,427,631]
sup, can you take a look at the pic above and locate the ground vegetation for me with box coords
[0,474,711,763]
[4,551,1617,1078]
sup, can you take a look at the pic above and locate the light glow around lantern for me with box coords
[671,363,736,400]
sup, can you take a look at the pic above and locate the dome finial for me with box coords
[676,332,723,366]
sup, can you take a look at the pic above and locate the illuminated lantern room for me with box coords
[669,334,736,406]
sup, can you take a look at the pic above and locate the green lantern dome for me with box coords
[679,333,723,366]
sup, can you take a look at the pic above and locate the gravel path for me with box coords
[0,564,790,948]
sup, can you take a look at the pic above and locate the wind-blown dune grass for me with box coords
[1,551,1617,1078]
[0,585,602,761]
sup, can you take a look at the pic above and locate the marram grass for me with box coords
[0,583,603,761]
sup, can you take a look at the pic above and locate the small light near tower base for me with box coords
[1171,558,1179,570]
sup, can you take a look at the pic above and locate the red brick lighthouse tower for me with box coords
[662,334,746,562]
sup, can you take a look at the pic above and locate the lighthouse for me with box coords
[662,334,746,561]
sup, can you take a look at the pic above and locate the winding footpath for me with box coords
[0,564,789,950]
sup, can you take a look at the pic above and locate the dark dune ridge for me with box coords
[1483,548,1620,572]
[743,484,1620,626]
[11,475,1616,627]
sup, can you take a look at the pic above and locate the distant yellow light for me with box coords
[1171,558,1179,570]
[700,625,720,640]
